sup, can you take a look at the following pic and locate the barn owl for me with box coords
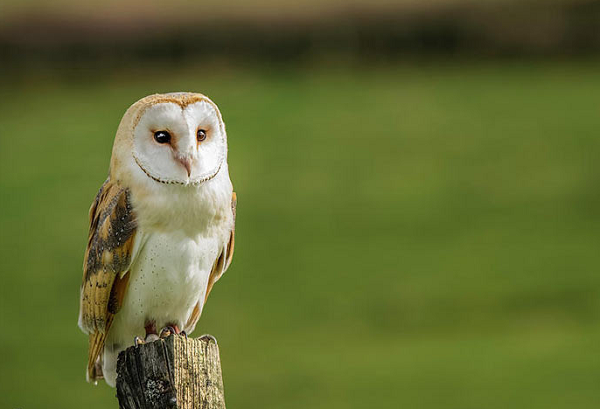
[78,93,236,387]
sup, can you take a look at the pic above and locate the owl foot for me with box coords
[180,330,188,340]
[145,321,157,337]
[159,326,177,339]
[200,334,218,345]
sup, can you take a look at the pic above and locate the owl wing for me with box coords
[185,191,236,332]
[78,178,139,382]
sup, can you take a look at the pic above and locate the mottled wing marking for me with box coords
[185,191,236,333]
[78,178,137,381]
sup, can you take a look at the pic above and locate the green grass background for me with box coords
[1,61,599,408]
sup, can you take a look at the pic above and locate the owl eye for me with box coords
[153,131,171,144]
[197,129,207,142]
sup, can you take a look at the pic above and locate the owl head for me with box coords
[111,92,227,187]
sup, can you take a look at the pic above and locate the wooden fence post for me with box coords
[116,334,226,409]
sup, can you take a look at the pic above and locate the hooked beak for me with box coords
[176,156,192,178]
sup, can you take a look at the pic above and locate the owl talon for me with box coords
[199,334,218,345]
[134,336,145,346]
[180,330,188,339]
[159,326,177,339]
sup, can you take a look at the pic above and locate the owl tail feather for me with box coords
[86,355,104,384]
[87,332,106,384]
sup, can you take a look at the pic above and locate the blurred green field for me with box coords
[1,61,599,408]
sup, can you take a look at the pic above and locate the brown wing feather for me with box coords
[205,248,226,304]
[185,191,236,332]
[206,191,236,301]
[78,178,137,382]
[184,248,225,332]
[224,192,236,271]
[185,303,201,332]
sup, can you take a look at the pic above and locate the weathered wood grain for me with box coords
[116,334,226,409]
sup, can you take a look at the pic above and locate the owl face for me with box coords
[131,98,226,186]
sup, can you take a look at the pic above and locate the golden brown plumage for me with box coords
[79,178,137,381]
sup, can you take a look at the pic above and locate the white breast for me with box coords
[101,231,221,386]
[128,231,220,328]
